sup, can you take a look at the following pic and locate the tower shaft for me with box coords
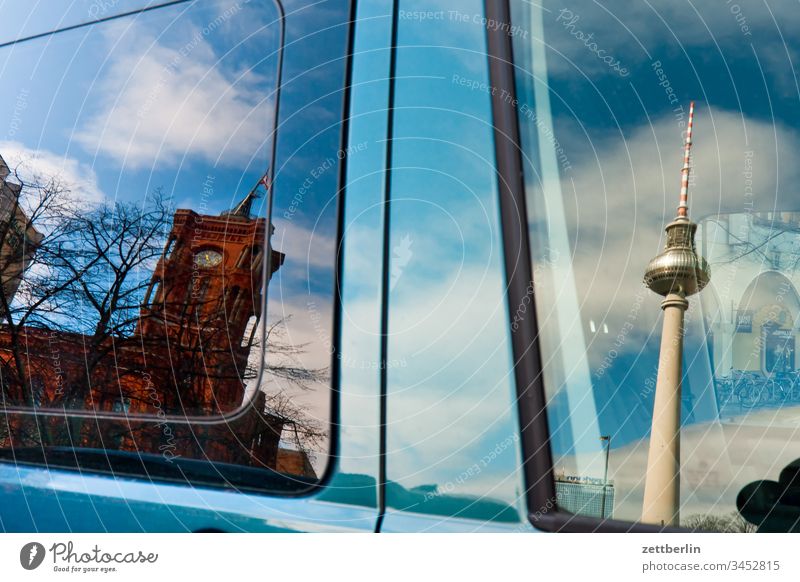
[641,292,688,526]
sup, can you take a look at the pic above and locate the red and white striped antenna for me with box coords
[677,101,695,218]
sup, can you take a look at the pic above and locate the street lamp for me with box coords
[600,435,611,518]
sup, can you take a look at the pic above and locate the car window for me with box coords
[511,0,800,530]
[0,0,348,490]
[381,0,526,525]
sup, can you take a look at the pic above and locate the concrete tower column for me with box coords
[641,291,688,526]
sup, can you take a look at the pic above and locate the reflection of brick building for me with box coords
[135,196,283,415]
[0,155,43,305]
[0,185,314,477]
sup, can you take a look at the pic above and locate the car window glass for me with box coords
[512,0,800,530]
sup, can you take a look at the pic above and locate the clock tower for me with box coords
[136,185,284,413]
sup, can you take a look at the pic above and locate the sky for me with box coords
[0,0,280,215]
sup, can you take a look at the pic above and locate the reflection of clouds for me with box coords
[557,109,800,336]
[539,109,800,465]
[256,294,333,473]
[263,213,337,393]
[272,218,336,277]
[545,104,800,517]
[385,263,522,506]
[542,1,800,79]
[260,218,340,472]
[0,140,104,205]
[75,19,275,169]
[263,296,332,383]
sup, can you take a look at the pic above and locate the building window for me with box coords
[242,315,258,348]
[192,276,210,306]
[31,377,45,408]
[251,246,264,272]
[224,285,241,320]
[231,289,246,321]
[164,236,177,259]
[235,246,251,269]
[112,397,131,413]
[144,277,161,307]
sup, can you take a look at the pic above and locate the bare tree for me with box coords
[259,316,328,456]
[0,163,329,472]
[60,189,172,338]
[0,161,84,408]
[683,511,756,533]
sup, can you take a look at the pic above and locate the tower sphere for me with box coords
[643,217,710,297]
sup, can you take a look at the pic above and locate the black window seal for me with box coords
[322,0,358,497]
[485,0,683,533]
[374,0,400,534]
[0,0,193,50]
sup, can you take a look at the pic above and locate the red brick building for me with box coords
[0,189,315,476]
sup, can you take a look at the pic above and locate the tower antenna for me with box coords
[677,101,695,218]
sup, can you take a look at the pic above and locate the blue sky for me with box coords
[0,0,349,309]
[0,0,280,215]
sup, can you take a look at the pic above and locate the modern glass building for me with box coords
[556,477,615,519]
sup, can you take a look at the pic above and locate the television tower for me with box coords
[641,102,710,526]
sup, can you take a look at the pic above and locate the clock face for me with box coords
[194,249,223,269]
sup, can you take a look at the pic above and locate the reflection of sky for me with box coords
[0,0,346,333]
[382,0,527,522]
[1,0,279,215]
[517,0,800,519]
[542,1,800,132]
[259,0,350,466]
[0,1,164,45]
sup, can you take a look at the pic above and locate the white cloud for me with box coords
[271,218,337,276]
[542,109,800,339]
[379,263,521,497]
[537,110,800,522]
[0,140,104,205]
[249,292,337,473]
[74,21,275,169]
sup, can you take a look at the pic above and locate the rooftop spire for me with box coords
[223,169,271,218]
[677,101,695,218]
